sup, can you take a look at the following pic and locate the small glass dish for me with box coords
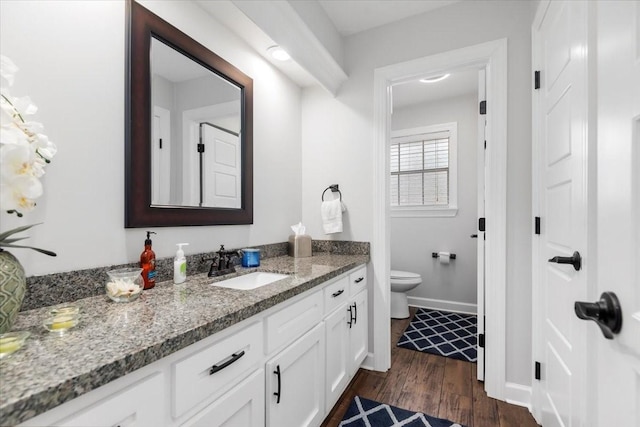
[44,313,79,334]
[50,304,80,317]
[106,268,144,303]
[0,331,30,358]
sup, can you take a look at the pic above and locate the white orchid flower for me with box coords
[0,174,43,213]
[0,55,18,88]
[0,55,56,222]
[1,144,46,178]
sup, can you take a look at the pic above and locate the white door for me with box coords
[201,124,241,209]
[325,304,349,411]
[593,1,640,424]
[152,106,171,205]
[476,68,486,381]
[265,323,325,427]
[532,1,589,425]
[348,290,368,374]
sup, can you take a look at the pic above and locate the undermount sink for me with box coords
[210,272,289,290]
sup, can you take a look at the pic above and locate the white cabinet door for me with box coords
[348,290,368,374]
[325,303,349,412]
[266,323,325,427]
[180,369,264,427]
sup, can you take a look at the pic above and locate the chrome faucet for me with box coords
[206,245,240,277]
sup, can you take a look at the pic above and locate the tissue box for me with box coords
[288,234,312,258]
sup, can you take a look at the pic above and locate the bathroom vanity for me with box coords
[0,254,368,426]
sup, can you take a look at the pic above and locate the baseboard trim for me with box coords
[361,353,376,371]
[505,382,532,410]
[407,296,478,315]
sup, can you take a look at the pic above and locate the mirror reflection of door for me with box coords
[150,36,242,209]
[151,106,171,205]
[200,123,241,208]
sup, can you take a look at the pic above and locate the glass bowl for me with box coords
[50,304,80,317]
[0,331,30,358]
[44,313,79,334]
[106,268,144,303]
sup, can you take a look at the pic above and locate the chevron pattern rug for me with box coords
[339,396,464,427]
[397,308,477,362]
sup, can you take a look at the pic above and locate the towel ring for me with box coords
[322,184,342,201]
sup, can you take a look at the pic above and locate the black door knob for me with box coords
[548,251,582,271]
[574,292,622,339]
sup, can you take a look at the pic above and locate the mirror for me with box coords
[126,0,253,227]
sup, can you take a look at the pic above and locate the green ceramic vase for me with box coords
[0,250,26,334]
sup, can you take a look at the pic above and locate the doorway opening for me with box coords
[371,39,508,399]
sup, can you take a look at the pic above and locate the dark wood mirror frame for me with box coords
[125,0,253,227]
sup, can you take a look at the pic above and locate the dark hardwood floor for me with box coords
[320,307,540,427]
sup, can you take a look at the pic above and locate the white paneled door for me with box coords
[534,1,640,425]
[594,1,640,425]
[533,1,589,425]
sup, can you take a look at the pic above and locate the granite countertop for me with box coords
[0,253,369,426]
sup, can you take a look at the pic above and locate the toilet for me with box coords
[390,270,422,319]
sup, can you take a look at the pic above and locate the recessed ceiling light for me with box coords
[267,45,291,61]
[419,74,450,83]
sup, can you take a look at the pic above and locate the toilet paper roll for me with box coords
[438,252,450,265]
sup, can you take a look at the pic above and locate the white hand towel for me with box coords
[321,199,343,234]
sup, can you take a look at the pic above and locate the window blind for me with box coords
[390,133,449,207]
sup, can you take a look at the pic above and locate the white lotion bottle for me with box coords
[173,243,189,284]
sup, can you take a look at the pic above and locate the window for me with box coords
[390,123,457,217]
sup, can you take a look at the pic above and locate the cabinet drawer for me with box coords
[349,266,367,296]
[323,276,349,315]
[266,290,322,354]
[54,373,164,427]
[173,321,263,418]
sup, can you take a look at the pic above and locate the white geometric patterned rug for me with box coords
[339,396,465,427]
[397,308,477,362]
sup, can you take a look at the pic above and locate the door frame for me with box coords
[372,38,508,399]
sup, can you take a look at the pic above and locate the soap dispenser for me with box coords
[174,243,189,284]
[140,231,157,289]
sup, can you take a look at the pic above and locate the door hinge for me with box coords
[479,217,486,232]
[535,217,541,235]
[159,138,163,149]
[478,333,485,348]
[479,100,487,115]
[535,361,541,380]
[484,140,486,149]
[197,143,205,153]
[534,70,541,90]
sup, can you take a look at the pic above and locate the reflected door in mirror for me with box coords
[150,37,242,208]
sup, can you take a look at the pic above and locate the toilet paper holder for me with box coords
[432,252,456,259]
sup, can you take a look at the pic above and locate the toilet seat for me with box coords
[390,270,421,285]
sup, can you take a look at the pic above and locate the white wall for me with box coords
[0,0,302,276]
[300,0,535,388]
[390,94,478,307]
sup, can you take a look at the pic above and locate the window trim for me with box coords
[390,122,458,217]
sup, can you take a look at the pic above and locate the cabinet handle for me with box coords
[352,302,357,325]
[209,350,245,375]
[347,305,356,329]
[332,289,344,298]
[273,365,281,404]
[354,277,364,283]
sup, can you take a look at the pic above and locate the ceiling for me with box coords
[318,0,461,36]
[392,68,479,109]
[197,0,475,102]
